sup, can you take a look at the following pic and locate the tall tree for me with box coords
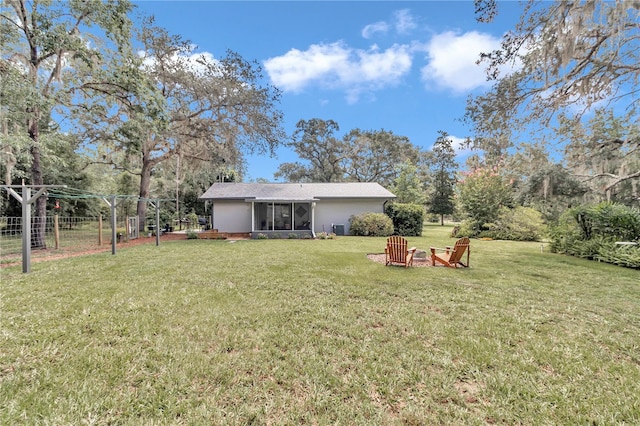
[466,0,639,188]
[559,109,639,205]
[506,143,588,220]
[475,0,639,121]
[520,163,589,221]
[457,166,514,235]
[275,118,344,182]
[1,0,133,247]
[276,122,425,186]
[427,131,458,225]
[390,161,426,205]
[135,24,284,227]
[82,21,286,228]
[342,129,423,188]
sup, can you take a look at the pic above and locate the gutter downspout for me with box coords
[210,201,214,231]
[311,201,317,238]
[251,201,255,234]
[383,199,391,213]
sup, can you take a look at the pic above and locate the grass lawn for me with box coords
[1,224,639,424]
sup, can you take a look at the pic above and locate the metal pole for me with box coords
[22,185,31,273]
[155,202,160,246]
[111,196,117,255]
[54,214,60,249]
[3,183,64,273]
[98,215,103,246]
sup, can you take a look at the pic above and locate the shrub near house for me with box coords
[349,213,393,237]
[384,203,425,236]
[340,205,425,238]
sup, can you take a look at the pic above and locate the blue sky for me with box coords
[133,1,524,181]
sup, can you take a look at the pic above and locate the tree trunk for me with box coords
[136,151,154,232]
[29,117,47,249]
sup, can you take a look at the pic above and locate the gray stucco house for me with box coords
[199,182,396,238]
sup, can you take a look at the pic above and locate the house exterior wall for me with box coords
[212,200,251,232]
[313,199,386,235]
[211,198,386,235]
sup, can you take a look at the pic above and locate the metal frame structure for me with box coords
[1,183,66,273]
[2,183,171,273]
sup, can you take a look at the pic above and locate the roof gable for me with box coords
[199,182,396,201]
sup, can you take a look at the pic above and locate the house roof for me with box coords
[199,182,396,201]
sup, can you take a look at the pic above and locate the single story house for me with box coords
[199,182,396,238]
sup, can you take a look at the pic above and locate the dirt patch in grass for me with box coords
[455,380,483,404]
[1,233,188,268]
[366,253,432,267]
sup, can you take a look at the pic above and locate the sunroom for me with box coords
[252,199,314,236]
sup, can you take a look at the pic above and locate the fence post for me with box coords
[54,214,60,249]
[98,215,103,246]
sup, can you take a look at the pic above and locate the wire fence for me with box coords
[0,215,134,264]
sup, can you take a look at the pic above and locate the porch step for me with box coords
[198,231,250,240]
[198,230,227,239]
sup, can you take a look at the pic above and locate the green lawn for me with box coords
[1,225,639,425]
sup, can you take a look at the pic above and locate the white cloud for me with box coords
[430,135,473,157]
[362,9,416,39]
[138,49,219,76]
[264,21,514,102]
[264,42,412,102]
[263,43,350,92]
[450,136,472,154]
[420,30,502,94]
[357,44,412,84]
[362,21,389,39]
[394,9,417,35]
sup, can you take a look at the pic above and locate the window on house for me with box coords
[254,202,271,231]
[274,203,291,230]
[294,204,310,230]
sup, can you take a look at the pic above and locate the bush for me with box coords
[548,214,581,254]
[483,206,546,241]
[573,202,640,241]
[186,231,199,239]
[384,203,425,236]
[426,214,440,223]
[349,213,394,237]
[316,232,336,240]
[452,221,476,238]
[595,244,640,268]
[549,202,640,268]
[186,212,199,230]
[454,206,546,241]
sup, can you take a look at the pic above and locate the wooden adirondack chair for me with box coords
[385,236,417,267]
[430,237,470,268]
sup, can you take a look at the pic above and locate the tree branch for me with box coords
[604,171,640,192]
[574,170,640,192]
